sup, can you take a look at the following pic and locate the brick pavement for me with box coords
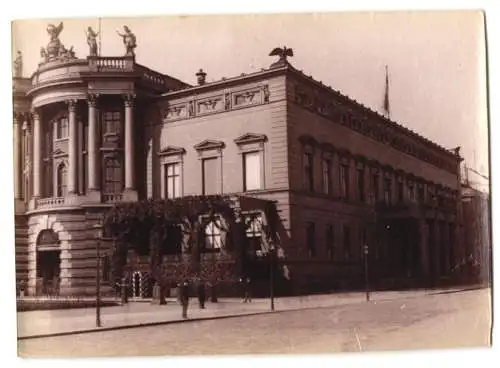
[17,286,480,339]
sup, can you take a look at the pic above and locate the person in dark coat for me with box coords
[240,277,252,303]
[197,281,206,309]
[178,280,190,318]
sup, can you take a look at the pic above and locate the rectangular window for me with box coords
[384,178,392,205]
[306,222,316,258]
[303,152,314,191]
[243,151,262,191]
[343,225,351,260]
[204,218,223,252]
[357,168,365,202]
[397,181,404,203]
[417,184,425,202]
[408,183,415,201]
[56,117,69,139]
[321,158,332,194]
[165,162,181,199]
[372,173,379,201]
[326,225,334,260]
[103,111,121,134]
[103,157,122,194]
[339,164,349,199]
[202,157,220,195]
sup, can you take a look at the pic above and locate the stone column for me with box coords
[13,113,22,199]
[32,109,42,198]
[67,100,78,194]
[87,94,99,192]
[124,93,136,191]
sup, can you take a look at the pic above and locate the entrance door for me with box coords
[133,272,142,298]
[36,229,61,296]
[36,250,61,296]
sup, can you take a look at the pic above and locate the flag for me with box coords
[383,65,390,118]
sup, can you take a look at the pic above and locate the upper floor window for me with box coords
[321,158,332,195]
[339,164,349,199]
[164,162,181,199]
[55,117,69,140]
[103,157,122,194]
[103,111,121,135]
[56,163,67,197]
[303,152,314,192]
[202,157,220,195]
[243,151,262,191]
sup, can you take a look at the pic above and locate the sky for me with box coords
[11,11,489,189]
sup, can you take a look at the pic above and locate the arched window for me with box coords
[205,219,222,252]
[103,157,122,194]
[56,163,67,197]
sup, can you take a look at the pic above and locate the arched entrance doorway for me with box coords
[36,229,61,296]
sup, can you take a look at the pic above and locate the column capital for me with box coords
[30,108,40,121]
[123,93,136,107]
[87,93,100,107]
[66,99,78,112]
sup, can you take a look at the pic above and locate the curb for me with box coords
[17,310,275,341]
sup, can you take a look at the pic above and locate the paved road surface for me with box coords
[18,288,491,357]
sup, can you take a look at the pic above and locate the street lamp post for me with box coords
[364,244,370,302]
[93,223,103,328]
[269,247,275,311]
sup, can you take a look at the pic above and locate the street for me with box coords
[18,288,491,357]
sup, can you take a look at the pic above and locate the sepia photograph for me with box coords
[8,5,493,360]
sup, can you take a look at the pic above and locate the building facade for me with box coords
[13,24,464,296]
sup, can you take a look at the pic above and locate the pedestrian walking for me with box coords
[178,280,190,319]
[240,277,252,303]
[197,281,206,309]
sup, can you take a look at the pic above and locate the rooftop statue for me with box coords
[86,26,99,56]
[39,21,77,65]
[13,51,22,77]
[269,46,294,67]
[117,25,137,57]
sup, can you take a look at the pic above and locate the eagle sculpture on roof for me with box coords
[269,46,294,66]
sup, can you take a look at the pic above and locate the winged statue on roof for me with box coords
[269,46,294,66]
[47,22,64,41]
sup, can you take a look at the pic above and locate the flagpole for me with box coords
[383,64,390,119]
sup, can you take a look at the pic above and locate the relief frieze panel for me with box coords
[163,103,188,122]
[197,97,223,114]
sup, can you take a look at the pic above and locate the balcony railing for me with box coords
[96,57,130,71]
[36,197,66,209]
[102,193,123,203]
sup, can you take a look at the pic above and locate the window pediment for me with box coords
[52,148,66,158]
[234,133,268,145]
[157,146,186,157]
[194,139,226,152]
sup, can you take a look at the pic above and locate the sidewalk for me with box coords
[17,286,482,340]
